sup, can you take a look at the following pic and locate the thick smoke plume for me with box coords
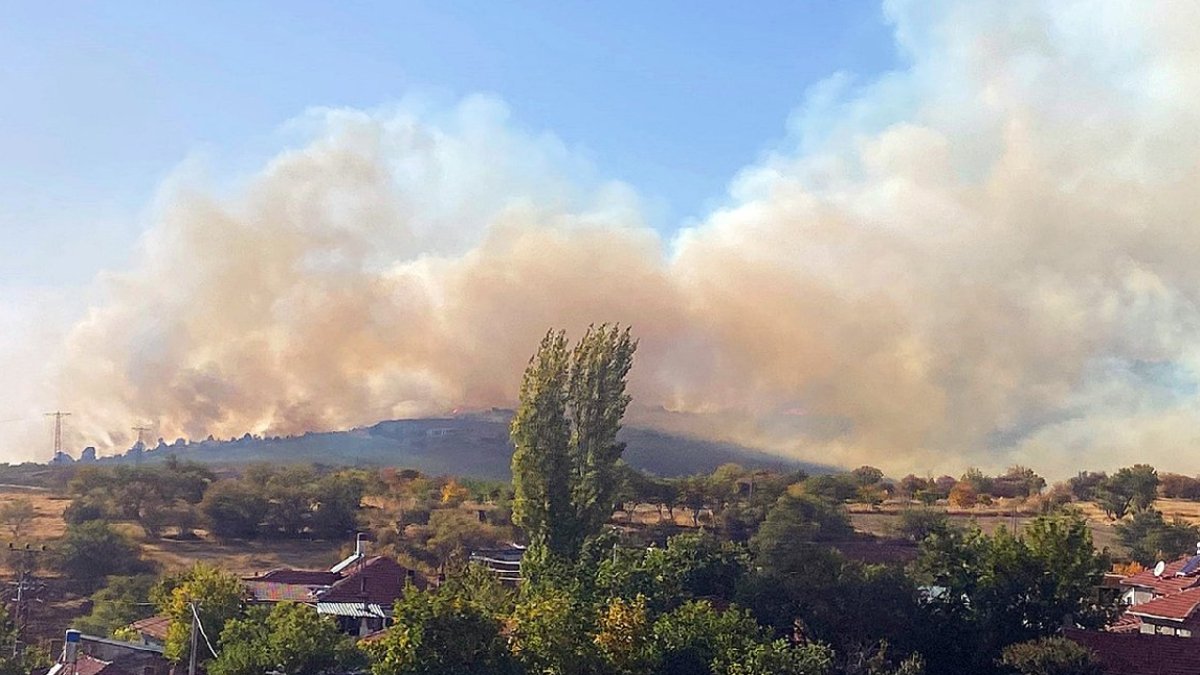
[31,1,1200,475]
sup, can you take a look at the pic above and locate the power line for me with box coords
[190,602,219,659]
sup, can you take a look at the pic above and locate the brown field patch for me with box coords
[138,536,350,575]
[0,486,69,543]
[850,509,1124,554]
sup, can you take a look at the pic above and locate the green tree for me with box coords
[200,479,267,539]
[1122,464,1159,511]
[310,471,365,539]
[209,602,362,675]
[594,595,658,675]
[157,563,245,663]
[752,493,852,572]
[365,585,517,675]
[55,521,149,590]
[803,474,860,502]
[651,600,770,675]
[851,466,885,487]
[677,475,712,527]
[895,507,956,543]
[596,532,748,612]
[998,637,1101,675]
[0,498,36,539]
[726,640,834,675]
[1115,509,1200,565]
[913,515,1115,674]
[73,574,157,637]
[1066,472,1106,502]
[264,466,317,536]
[509,586,601,675]
[1096,465,1159,519]
[511,325,637,565]
[0,602,52,675]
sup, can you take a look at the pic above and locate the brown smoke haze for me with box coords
[22,2,1200,476]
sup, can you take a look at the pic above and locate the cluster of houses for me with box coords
[43,535,526,675]
[48,537,1200,674]
[1066,544,1200,674]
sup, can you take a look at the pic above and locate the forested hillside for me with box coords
[91,411,832,479]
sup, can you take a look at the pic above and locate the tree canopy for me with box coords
[511,325,637,565]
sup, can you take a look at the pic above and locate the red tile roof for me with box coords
[1128,587,1200,622]
[56,654,151,675]
[126,614,171,641]
[1121,557,1200,596]
[1107,613,1143,634]
[248,569,341,585]
[68,654,117,675]
[245,580,322,603]
[318,556,421,606]
[1066,628,1200,675]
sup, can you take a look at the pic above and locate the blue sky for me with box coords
[0,1,898,289]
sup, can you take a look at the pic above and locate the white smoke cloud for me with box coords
[10,0,1200,478]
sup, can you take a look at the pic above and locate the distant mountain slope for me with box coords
[120,412,836,478]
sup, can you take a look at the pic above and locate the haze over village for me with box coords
[5,2,1200,479]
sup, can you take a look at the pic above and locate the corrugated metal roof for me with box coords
[316,602,389,618]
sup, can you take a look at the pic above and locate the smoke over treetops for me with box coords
[21,1,1200,477]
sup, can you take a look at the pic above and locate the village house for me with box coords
[123,535,426,643]
[467,544,525,585]
[45,630,172,675]
[1065,547,1200,674]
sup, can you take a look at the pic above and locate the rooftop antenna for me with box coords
[1154,560,1166,578]
[44,411,71,460]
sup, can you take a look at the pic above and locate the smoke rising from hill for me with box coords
[40,2,1200,476]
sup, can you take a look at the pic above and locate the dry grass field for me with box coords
[0,486,349,575]
[0,486,70,542]
[847,496,1200,556]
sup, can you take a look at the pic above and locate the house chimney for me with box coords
[406,569,416,586]
[356,532,367,556]
[64,629,80,666]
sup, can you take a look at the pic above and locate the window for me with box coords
[1179,628,1192,638]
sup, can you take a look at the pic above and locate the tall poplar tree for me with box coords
[511,324,637,564]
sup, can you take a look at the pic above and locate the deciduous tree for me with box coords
[511,325,637,565]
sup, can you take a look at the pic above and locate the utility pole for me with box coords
[44,411,71,459]
[131,425,151,446]
[7,543,45,657]
[188,601,199,675]
[131,424,152,466]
